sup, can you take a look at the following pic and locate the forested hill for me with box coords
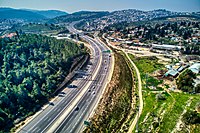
[0,34,85,132]
[0,8,68,20]
[49,11,109,24]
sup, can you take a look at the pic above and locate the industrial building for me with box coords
[151,44,182,51]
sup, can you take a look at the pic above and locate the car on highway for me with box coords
[83,76,87,79]
[49,102,54,106]
[68,85,77,88]
[75,106,79,111]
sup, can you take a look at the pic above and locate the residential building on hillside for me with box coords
[189,63,200,74]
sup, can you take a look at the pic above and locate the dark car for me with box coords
[75,106,79,111]
[49,102,54,106]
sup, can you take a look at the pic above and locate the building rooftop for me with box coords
[177,66,184,72]
[189,63,200,74]
[152,44,182,50]
[165,69,179,77]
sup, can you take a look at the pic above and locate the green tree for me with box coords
[32,81,42,102]
[182,110,200,124]
[22,77,33,91]
[176,69,196,93]
[195,84,200,93]
[0,33,86,132]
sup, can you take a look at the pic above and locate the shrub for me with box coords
[182,110,200,125]
[156,93,166,101]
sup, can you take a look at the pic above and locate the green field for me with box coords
[128,54,200,133]
[128,54,164,91]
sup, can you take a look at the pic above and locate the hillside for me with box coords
[11,23,67,35]
[76,9,199,31]
[104,16,200,55]
[0,8,46,21]
[0,8,68,21]
[49,11,109,23]
[24,9,68,18]
[0,34,86,132]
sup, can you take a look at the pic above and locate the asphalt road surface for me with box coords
[53,34,111,133]
[18,23,112,133]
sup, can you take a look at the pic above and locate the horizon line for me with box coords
[0,6,199,14]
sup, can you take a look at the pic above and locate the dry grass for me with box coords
[84,51,133,133]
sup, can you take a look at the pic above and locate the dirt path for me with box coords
[125,52,143,133]
[102,34,144,133]
[172,98,193,133]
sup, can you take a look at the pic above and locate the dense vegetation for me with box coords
[104,17,200,55]
[49,11,109,24]
[182,110,200,125]
[104,15,200,31]
[2,23,68,36]
[176,69,199,93]
[126,21,198,40]
[0,34,85,132]
[1,23,69,37]
[17,23,66,33]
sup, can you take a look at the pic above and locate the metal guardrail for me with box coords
[52,54,90,96]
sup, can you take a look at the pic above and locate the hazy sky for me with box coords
[0,0,200,13]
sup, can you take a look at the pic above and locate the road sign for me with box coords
[102,50,112,53]
[84,121,91,126]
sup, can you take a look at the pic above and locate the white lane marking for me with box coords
[69,93,95,133]
[43,116,49,121]
[27,86,75,131]
[28,78,84,132]
[52,37,103,133]
[31,127,38,133]
[52,108,56,112]
[42,77,98,132]
[47,118,51,122]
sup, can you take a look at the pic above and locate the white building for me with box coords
[189,63,200,74]
[151,44,182,51]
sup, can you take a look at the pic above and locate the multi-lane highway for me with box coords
[18,23,113,133]
[52,27,112,132]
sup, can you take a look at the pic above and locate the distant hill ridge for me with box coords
[49,11,109,23]
[0,7,68,21]
[23,9,68,18]
[50,9,186,24]
[0,7,199,23]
